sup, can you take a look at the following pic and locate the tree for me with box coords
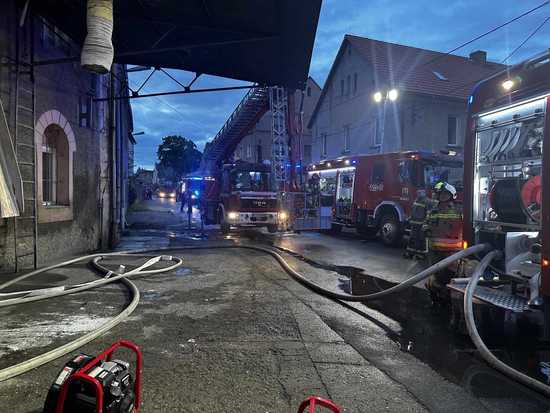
[156,135,202,181]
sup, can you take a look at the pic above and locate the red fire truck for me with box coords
[307,151,463,245]
[449,50,550,331]
[201,161,288,234]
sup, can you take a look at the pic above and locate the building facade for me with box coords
[0,2,134,272]
[233,77,321,168]
[308,35,504,163]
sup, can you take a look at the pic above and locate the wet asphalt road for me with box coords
[1,198,550,412]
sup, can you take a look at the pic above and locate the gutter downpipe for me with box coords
[109,70,117,248]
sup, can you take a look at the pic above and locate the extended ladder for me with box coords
[270,86,289,188]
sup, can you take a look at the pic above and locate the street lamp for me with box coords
[372,88,399,151]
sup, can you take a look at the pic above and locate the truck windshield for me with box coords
[423,163,463,190]
[232,171,271,192]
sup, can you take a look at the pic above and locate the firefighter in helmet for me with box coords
[405,189,430,259]
[424,181,463,303]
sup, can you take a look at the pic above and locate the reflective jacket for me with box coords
[426,202,463,252]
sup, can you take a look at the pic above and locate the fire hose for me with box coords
[3,242,550,400]
[464,250,550,398]
[0,244,485,382]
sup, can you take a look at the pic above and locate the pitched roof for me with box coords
[309,35,506,127]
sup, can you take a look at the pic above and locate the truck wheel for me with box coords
[330,223,343,234]
[379,214,401,246]
[267,224,278,233]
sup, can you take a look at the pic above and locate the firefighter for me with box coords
[405,189,430,259]
[424,181,463,304]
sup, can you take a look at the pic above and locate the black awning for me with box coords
[27,0,322,90]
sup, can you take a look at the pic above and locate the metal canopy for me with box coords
[27,0,322,89]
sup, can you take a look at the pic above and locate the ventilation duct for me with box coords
[81,0,114,74]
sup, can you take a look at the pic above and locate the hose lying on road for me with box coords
[0,243,488,382]
[0,252,182,382]
[464,250,550,398]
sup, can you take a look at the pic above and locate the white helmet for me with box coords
[434,181,457,200]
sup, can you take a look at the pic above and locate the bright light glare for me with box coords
[373,91,383,103]
[388,89,399,101]
[159,192,165,197]
[502,79,515,91]
[228,212,239,220]
[279,211,288,221]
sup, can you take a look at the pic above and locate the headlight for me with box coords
[159,192,165,197]
[227,212,239,220]
[170,192,176,198]
[278,211,288,221]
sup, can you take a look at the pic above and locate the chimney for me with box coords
[469,50,487,64]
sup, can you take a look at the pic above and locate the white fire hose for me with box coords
[464,250,550,397]
[2,242,549,400]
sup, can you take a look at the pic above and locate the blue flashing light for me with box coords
[194,190,200,197]
[468,95,474,105]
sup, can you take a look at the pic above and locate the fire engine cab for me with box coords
[307,151,463,245]
[202,161,288,234]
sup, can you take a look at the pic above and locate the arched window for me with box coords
[35,110,76,222]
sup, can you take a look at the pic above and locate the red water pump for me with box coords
[44,340,142,413]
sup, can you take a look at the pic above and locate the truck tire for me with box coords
[379,213,402,246]
[267,224,278,233]
[330,223,343,234]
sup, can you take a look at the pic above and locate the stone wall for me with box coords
[0,6,132,272]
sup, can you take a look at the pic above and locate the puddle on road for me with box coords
[342,269,550,411]
[141,290,162,301]
[175,267,192,277]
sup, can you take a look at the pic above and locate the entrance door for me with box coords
[336,169,355,220]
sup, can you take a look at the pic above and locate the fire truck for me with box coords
[201,161,288,234]
[307,151,463,245]
[447,50,550,333]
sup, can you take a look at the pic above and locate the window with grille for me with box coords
[42,146,56,205]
